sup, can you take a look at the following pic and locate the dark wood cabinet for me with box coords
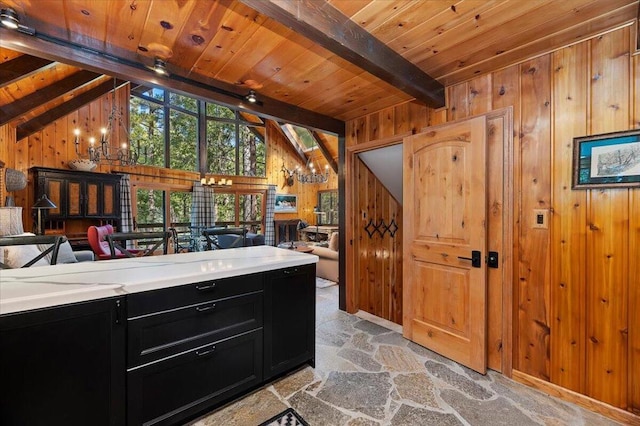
[126,274,265,426]
[0,263,315,426]
[264,264,316,380]
[127,329,263,426]
[0,297,126,426]
[32,167,121,220]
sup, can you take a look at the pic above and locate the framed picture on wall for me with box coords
[572,129,640,189]
[274,194,297,213]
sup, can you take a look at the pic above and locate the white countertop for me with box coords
[0,246,317,315]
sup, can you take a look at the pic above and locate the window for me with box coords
[213,190,265,233]
[317,190,338,225]
[205,102,265,176]
[135,188,165,231]
[134,186,193,231]
[130,87,265,177]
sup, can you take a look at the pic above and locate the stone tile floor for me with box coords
[189,285,618,426]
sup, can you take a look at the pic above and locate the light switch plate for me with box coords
[533,209,548,229]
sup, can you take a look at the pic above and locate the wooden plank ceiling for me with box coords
[0,0,637,161]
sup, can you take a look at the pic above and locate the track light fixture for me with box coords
[245,90,257,103]
[146,57,169,76]
[0,7,35,35]
[0,7,19,29]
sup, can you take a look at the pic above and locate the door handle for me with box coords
[458,250,481,268]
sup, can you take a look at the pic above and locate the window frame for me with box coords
[130,87,266,176]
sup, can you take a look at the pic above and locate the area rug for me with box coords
[316,277,337,288]
[258,407,309,426]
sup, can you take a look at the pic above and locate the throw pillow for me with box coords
[37,240,78,264]
[328,232,339,252]
[4,244,49,268]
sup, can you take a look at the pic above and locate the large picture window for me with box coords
[130,88,265,177]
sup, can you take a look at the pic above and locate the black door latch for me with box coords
[458,250,481,268]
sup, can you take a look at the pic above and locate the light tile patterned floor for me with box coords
[189,284,618,426]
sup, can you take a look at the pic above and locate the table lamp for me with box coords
[32,194,56,235]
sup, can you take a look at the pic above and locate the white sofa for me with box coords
[311,232,338,282]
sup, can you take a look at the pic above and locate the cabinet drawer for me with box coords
[127,273,263,317]
[128,292,263,367]
[127,329,262,426]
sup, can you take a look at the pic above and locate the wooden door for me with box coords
[403,116,488,373]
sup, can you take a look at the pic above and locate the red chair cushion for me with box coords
[87,225,124,260]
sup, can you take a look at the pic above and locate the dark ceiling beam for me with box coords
[0,69,101,126]
[0,55,55,88]
[311,130,338,174]
[0,27,344,135]
[16,78,128,141]
[239,0,445,108]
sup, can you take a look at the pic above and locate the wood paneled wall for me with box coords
[354,158,403,324]
[345,101,430,326]
[0,87,337,232]
[266,121,338,226]
[346,25,639,416]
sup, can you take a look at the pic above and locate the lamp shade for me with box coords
[33,194,57,209]
[0,207,24,236]
[5,168,27,192]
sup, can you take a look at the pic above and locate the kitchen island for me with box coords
[0,246,317,426]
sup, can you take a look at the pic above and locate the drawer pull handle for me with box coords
[283,268,298,275]
[196,303,216,313]
[195,346,216,357]
[195,282,216,291]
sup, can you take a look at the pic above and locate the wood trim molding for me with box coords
[512,370,640,425]
[345,133,406,314]
[486,106,515,377]
[345,132,412,155]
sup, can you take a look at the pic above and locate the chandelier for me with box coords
[200,176,233,188]
[296,161,330,184]
[74,78,143,166]
[281,161,330,185]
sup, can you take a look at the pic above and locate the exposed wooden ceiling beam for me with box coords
[0,55,55,88]
[0,69,101,126]
[311,130,338,174]
[0,28,344,135]
[16,79,128,141]
[239,0,445,108]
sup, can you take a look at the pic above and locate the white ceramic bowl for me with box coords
[68,159,97,172]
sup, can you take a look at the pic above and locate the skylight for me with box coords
[281,123,317,152]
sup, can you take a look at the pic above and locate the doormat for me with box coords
[258,407,309,426]
[316,277,337,288]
